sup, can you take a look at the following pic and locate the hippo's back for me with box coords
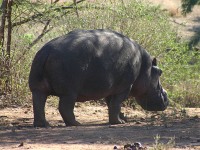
[29,29,142,100]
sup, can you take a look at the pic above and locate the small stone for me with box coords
[134,142,142,147]
[18,142,24,147]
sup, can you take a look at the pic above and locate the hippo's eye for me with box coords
[152,66,162,76]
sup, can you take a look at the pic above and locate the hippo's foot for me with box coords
[34,120,50,128]
[109,112,127,125]
[65,120,81,126]
[109,118,126,125]
[119,112,128,122]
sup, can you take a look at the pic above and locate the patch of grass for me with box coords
[150,134,175,150]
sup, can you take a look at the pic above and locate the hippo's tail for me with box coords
[29,46,51,92]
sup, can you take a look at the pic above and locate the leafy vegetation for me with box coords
[150,134,175,150]
[0,0,199,107]
[181,0,200,15]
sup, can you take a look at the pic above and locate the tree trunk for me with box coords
[0,0,8,54]
[6,0,13,59]
[0,0,13,94]
[5,0,13,92]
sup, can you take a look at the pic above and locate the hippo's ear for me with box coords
[152,57,157,66]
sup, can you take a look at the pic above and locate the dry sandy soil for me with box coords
[0,103,200,150]
[0,0,200,150]
[148,0,200,45]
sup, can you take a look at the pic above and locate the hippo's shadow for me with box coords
[0,117,199,148]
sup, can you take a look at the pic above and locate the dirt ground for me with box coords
[0,1,200,150]
[148,0,200,45]
[0,103,200,150]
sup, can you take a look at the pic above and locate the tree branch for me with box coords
[73,0,79,18]
[28,20,52,49]
[12,20,53,67]
[8,0,85,28]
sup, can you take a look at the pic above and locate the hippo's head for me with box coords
[132,58,168,111]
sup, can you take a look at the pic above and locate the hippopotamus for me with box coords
[29,29,168,127]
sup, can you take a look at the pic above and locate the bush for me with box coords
[162,44,200,107]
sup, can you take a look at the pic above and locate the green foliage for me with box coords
[0,0,199,107]
[150,134,175,150]
[181,0,200,15]
[162,44,200,107]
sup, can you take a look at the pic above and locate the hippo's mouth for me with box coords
[159,88,168,110]
[136,85,169,111]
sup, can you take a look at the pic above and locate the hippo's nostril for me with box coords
[162,88,167,94]
[162,91,169,107]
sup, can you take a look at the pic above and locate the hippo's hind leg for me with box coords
[59,94,81,126]
[32,91,49,127]
[105,88,131,125]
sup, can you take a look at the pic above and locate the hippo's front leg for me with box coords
[106,87,131,124]
[106,96,127,124]
[59,94,81,126]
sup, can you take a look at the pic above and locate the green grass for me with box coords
[150,134,175,150]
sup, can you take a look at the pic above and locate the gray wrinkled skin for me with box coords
[29,29,168,127]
